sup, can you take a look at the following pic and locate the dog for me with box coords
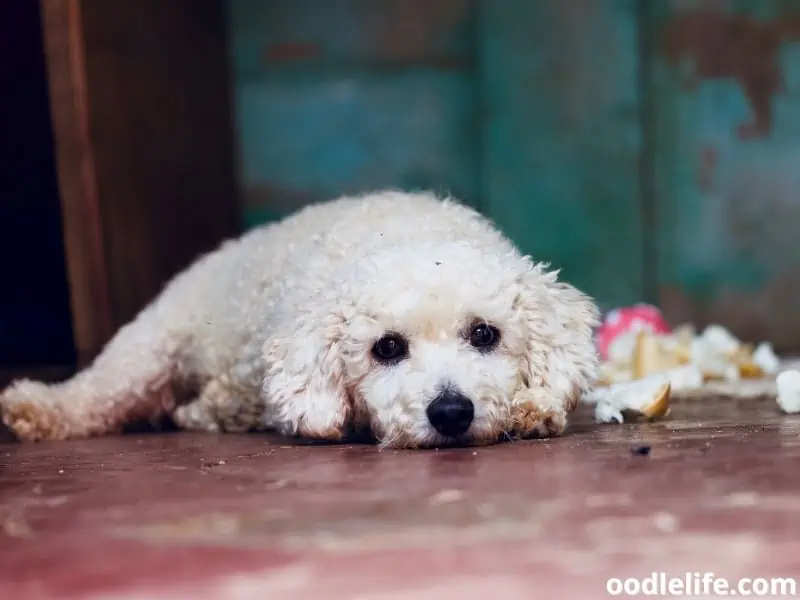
[0,191,599,448]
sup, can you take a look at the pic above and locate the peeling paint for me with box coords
[661,7,800,139]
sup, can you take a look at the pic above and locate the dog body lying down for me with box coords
[1,191,599,448]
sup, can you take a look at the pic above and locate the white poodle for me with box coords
[0,191,599,448]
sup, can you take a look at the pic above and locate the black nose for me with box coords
[426,389,474,437]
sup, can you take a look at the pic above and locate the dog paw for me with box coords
[508,387,568,439]
[296,411,348,441]
[172,402,222,432]
[275,390,351,442]
[0,381,71,442]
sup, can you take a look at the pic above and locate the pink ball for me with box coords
[596,304,671,359]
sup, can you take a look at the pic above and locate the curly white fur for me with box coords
[0,191,599,448]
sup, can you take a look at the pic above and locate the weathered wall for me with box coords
[481,0,646,309]
[229,0,480,226]
[652,0,800,349]
[228,0,800,349]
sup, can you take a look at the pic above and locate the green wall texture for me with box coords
[228,0,800,349]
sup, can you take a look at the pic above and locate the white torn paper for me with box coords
[583,373,672,424]
[776,369,800,414]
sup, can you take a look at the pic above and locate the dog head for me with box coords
[263,241,599,448]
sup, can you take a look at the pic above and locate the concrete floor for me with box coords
[1,396,799,599]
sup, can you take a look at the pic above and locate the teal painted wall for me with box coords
[649,0,800,348]
[227,0,800,349]
[228,0,480,228]
[481,0,645,308]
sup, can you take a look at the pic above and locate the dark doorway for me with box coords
[0,2,74,366]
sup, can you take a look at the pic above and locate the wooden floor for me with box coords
[1,395,799,599]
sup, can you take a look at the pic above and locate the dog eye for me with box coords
[372,333,409,363]
[468,323,500,351]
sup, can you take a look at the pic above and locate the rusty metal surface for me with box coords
[482,0,647,308]
[651,0,800,351]
[228,0,477,74]
[229,0,474,74]
[228,0,479,222]
[1,396,799,599]
[225,0,800,346]
[661,5,800,139]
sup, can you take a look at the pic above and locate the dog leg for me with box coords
[273,387,351,441]
[172,378,265,433]
[0,309,184,441]
[512,268,600,440]
[262,310,353,441]
[508,386,572,439]
[171,380,224,432]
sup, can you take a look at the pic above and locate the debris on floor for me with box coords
[583,375,671,424]
[630,445,652,456]
[587,304,791,423]
[597,310,781,386]
[776,369,800,414]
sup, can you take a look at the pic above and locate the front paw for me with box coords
[508,387,568,439]
[296,418,348,441]
[291,401,351,442]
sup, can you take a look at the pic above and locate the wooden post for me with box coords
[40,0,240,364]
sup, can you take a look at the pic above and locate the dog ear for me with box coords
[262,306,352,440]
[514,262,600,416]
